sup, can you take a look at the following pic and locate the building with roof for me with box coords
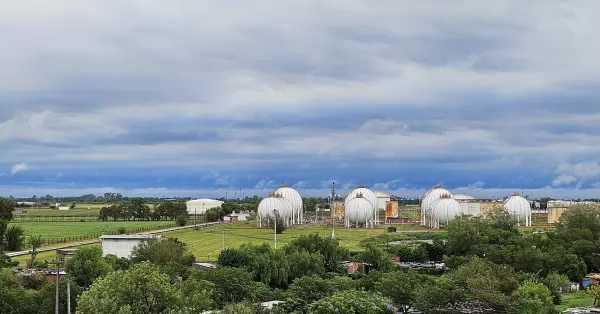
[186,198,224,215]
[99,234,160,258]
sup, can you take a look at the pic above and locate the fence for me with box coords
[39,223,178,247]
[14,215,185,222]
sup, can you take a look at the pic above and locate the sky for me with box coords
[1,0,600,199]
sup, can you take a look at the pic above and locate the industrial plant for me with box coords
[256,184,303,227]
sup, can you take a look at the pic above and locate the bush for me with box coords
[117,227,127,234]
[175,214,188,227]
[267,214,287,234]
[218,248,252,268]
[5,225,25,251]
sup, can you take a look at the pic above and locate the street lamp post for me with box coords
[273,209,279,249]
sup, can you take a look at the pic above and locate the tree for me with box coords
[451,257,519,310]
[375,270,434,312]
[357,244,394,272]
[64,246,111,288]
[27,235,44,268]
[4,225,25,251]
[542,273,570,305]
[308,290,399,314]
[555,204,600,240]
[38,277,83,314]
[510,279,555,314]
[77,262,176,314]
[0,197,16,251]
[131,237,195,279]
[267,212,286,234]
[218,247,252,268]
[193,266,263,308]
[171,277,215,312]
[283,233,349,273]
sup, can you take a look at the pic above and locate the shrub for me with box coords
[267,214,287,234]
[117,227,127,234]
[5,225,25,251]
[175,214,188,227]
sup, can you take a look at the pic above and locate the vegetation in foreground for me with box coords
[3,195,600,313]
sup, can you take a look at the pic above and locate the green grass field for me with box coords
[162,223,393,260]
[8,221,177,248]
[555,290,594,311]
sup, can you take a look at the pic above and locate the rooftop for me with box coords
[99,234,160,240]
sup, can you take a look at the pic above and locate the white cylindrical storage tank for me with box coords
[256,195,293,227]
[344,196,373,228]
[429,196,462,229]
[453,194,475,201]
[273,185,303,224]
[503,193,532,226]
[420,185,453,226]
[345,185,378,224]
[186,198,225,215]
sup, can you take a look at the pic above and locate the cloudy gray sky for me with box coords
[1,0,600,198]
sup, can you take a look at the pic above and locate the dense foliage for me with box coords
[4,203,600,313]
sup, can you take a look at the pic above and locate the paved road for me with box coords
[6,221,225,257]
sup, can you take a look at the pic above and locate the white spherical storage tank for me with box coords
[273,184,304,224]
[429,196,462,229]
[503,193,532,226]
[256,194,293,227]
[344,196,374,228]
[345,185,378,225]
[420,185,453,226]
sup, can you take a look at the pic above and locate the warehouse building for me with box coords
[186,198,224,215]
[99,234,160,258]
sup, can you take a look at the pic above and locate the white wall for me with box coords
[186,202,223,214]
[459,202,481,216]
[101,238,145,258]
[376,196,391,211]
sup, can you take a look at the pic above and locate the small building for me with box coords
[99,234,160,258]
[582,273,600,288]
[223,211,251,222]
[58,206,70,211]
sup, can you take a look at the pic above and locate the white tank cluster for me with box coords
[273,184,304,224]
[428,195,462,229]
[256,192,293,227]
[420,184,454,227]
[420,184,534,229]
[344,185,377,228]
[502,192,532,226]
[257,184,304,227]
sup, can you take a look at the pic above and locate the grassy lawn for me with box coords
[555,290,594,311]
[11,244,101,267]
[163,223,390,260]
[7,221,177,248]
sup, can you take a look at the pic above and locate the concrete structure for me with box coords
[224,211,251,222]
[547,201,600,223]
[374,191,392,211]
[458,201,482,216]
[428,195,462,229]
[99,234,160,258]
[503,193,532,226]
[344,195,374,228]
[420,184,453,226]
[58,206,70,211]
[332,200,345,219]
[273,184,304,224]
[186,199,224,215]
[257,193,293,227]
[345,185,378,225]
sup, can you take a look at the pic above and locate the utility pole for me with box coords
[222,229,225,249]
[331,182,336,239]
[273,209,278,249]
[67,282,71,314]
[55,256,60,314]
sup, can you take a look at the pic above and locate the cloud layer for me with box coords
[1,0,600,198]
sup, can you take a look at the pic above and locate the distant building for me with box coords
[186,199,224,215]
[193,262,217,270]
[223,211,251,222]
[582,273,600,288]
[58,206,70,211]
[99,234,160,258]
